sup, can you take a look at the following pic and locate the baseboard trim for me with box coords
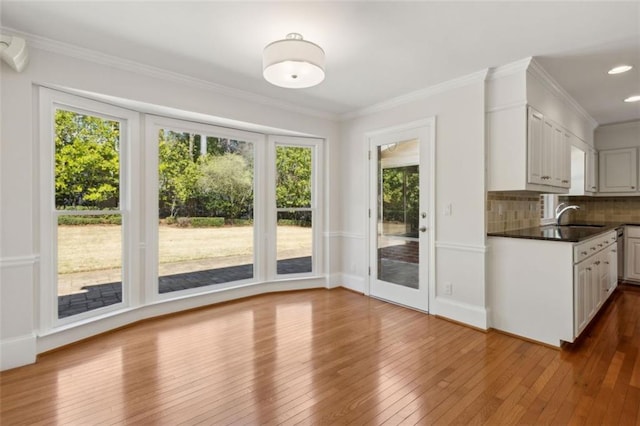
[340,274,366,294]
[432,297,488,330]
[1,334,37,371]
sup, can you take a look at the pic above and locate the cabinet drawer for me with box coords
[626,226,640,238]
[574,231,616,263]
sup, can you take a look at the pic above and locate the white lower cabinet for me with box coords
[574,244,618,337]
[625,227,640,281]
[489,230,617,347]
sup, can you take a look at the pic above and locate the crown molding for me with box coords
[0,27,338,122]
[485,57,533,80]
[594,118,640,130]
[341,68,489,121]
[528,57,599,130]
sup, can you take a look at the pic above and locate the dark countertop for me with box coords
[488,222,625,243]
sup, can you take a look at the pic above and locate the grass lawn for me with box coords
[58,224,312,274]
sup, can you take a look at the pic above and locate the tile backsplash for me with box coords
[560,196,640,223]
[487,192,540,233]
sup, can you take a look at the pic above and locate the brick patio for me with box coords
[58,256,312,318]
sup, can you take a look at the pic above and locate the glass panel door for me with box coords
[369,126,431,312]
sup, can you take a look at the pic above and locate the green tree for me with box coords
[55,110,120,208]
[197,153,253,221]
[276,146,312,209]
[158,131,200,217]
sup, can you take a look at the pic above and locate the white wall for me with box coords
[339,74,488,328]
[595,120,640,150]
[0,46,341,370]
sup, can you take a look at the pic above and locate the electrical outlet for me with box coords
[444,282,452,295]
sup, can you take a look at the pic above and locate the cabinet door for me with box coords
[559,130,571,188]
[597,253,608,309]
[599,148,637,192]
[541,119,555,184]
[527,108,544,185]
[625,237,640,280]
[585,149,598,192]
[574,262,590,337]
[605,246,618,298]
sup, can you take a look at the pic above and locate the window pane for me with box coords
[382,165,419,238]
[57,215,122,318]
[276,146,312,208]
[158,129,254,293]
[277,211,312,274]
[54,110,120,209]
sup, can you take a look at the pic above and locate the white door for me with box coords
[368,122,433,312]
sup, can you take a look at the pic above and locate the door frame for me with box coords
[366,117,436,312]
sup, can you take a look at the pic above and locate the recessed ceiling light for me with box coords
[624,95,640,103]
[608,65,633,74]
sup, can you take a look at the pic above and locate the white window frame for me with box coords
[540,194,559,225]
[144,115,266,301]
[38,88,326,334]
[38,88,140,333]
[268,136,324,279]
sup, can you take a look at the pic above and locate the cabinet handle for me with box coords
[591,247,596,251]
[592,186,597,189]
[562,180,569,183]
[598,244,603,247]
[595,261,601,265]
[632,186,636,189]
[605,261,610,264]
[612,250,617,253]
[581,251,588,255]
[587,267,592,271]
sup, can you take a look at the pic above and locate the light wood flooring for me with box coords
[1,285,640,425]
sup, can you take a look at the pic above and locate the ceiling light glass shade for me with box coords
[263,33,325,89]
[608,65,633,75]
[624,95,640,103]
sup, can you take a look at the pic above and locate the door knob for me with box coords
[419,226,427,232]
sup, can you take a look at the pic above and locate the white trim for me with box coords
[323,232,343,238]
[0,255,39,268]
[432,297,488,330]
[485,57,533,81]
[435,242,488,253]
[596,120,640,130]
[342,70,488,121]
[323,232,366,240]
[340,274,366,294]
[1,334,37,371]
[528,58,599,130]
[485,101,528,114]
[1,26,337,122]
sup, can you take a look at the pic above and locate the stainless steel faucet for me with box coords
[555,203,580,225]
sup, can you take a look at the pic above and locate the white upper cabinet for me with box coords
[527,108,544,185]
[585,148,598,193]
[598,148,637,193]
[486,58,597,193]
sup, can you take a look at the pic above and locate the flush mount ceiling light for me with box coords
[608,65,633,75]
[263,33,325,89]
[624,95,640,103]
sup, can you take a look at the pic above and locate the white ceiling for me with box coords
[1,1,639,124]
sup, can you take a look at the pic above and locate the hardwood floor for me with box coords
[1,285,639,425]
